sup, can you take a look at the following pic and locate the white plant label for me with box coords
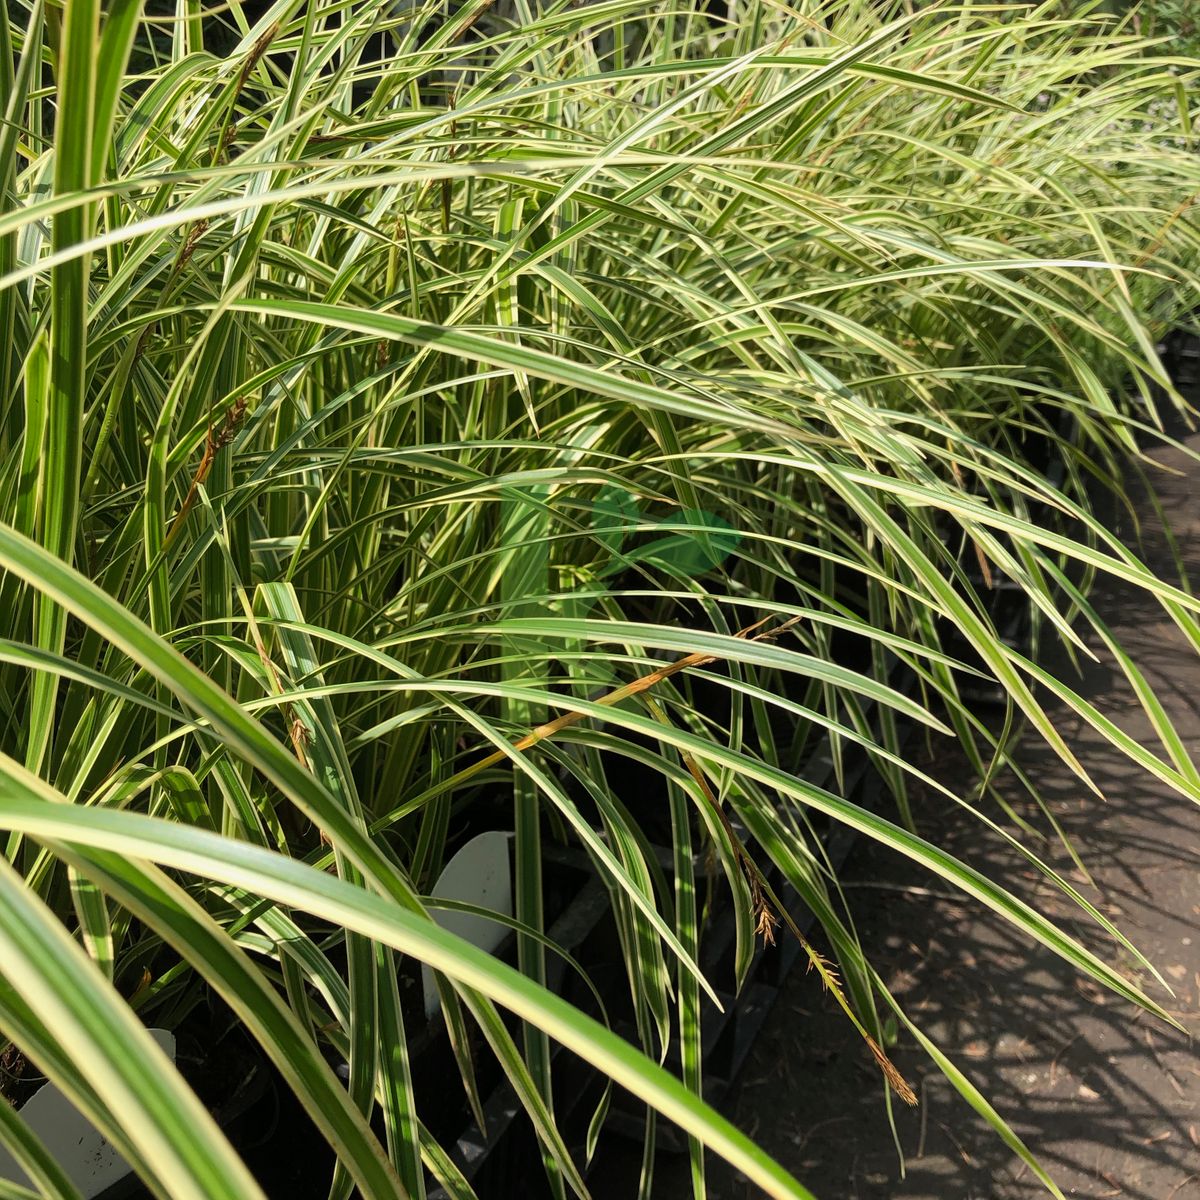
[421,830,513,1017]
[0,1028,176,1198]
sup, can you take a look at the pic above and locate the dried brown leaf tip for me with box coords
[973,538,994,589]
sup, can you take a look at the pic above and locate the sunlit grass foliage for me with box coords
[0,1,1198,1197]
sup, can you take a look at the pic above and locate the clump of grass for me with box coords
[0,2,1198,1198]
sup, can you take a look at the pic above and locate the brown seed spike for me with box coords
[755,903,779,947]
[868,1036,918,1107]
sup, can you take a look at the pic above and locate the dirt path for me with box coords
[635,431,1200,1199]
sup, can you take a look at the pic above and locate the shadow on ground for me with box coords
[596,433,1200,1199]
